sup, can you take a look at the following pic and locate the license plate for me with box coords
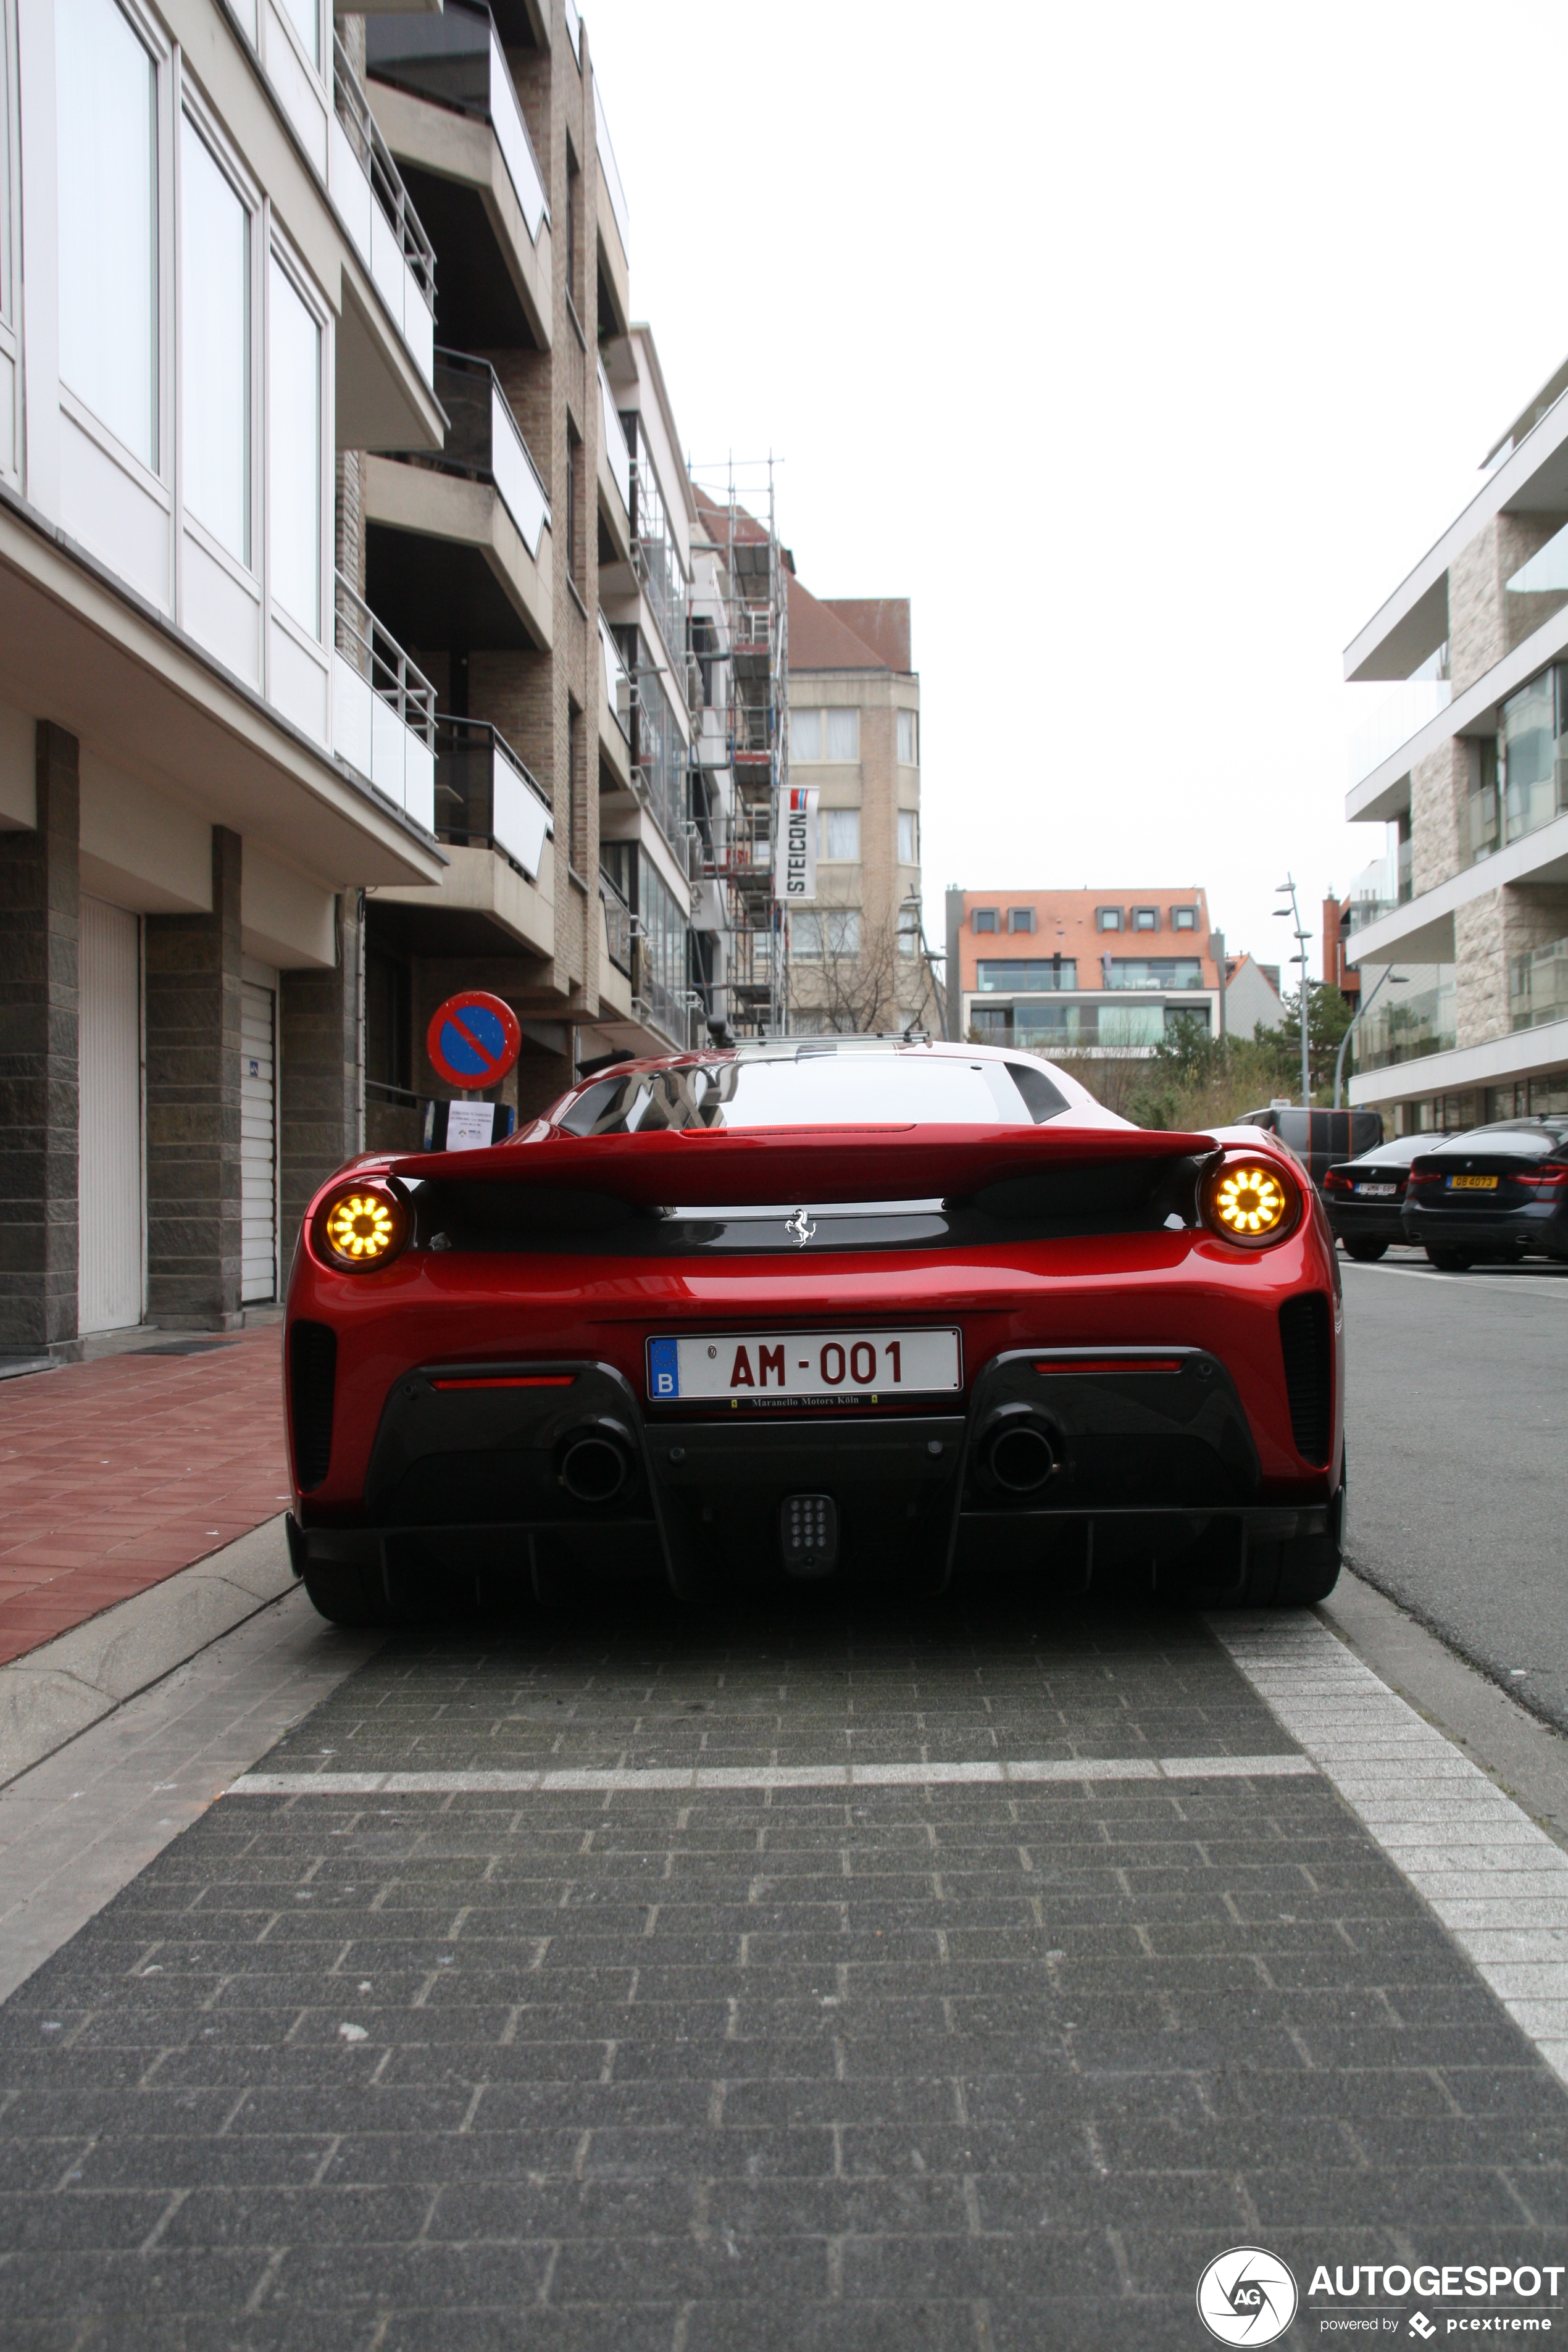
[1448,1174,1498,1190]
[1353,1182,1399,1196]
[648,1328,961,1402]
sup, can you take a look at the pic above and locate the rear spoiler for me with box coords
[388,1122,1225,1210]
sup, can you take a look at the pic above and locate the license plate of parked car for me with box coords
[647,1328,962,1401]
[1353,1182,1399,1196]
[1448,1174,1499,1190]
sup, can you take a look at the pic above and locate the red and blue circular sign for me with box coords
[426,991,522,1091]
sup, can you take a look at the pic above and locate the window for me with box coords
[1104,957,1205,989]
[898,904,920,957]
[897,709,918,765]
[1171,906,1198,931]
[898,811,917,865]
[181,120,250,564]
[1096,907,1123,931]
[1164,1003,1211,1036]
[822,809,859,862]
[1007,907,1035,934]
[565,415,582,587]
[977,959,1077,992]
[268,257,320,634]
[972,907,998,933]
[793,909,861,959]
[1132,906,1158,931]
[57,0,158,469]
[792,708,859,762]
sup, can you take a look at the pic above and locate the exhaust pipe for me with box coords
[556,1422,634,1504]
[980,1407,1059,1496]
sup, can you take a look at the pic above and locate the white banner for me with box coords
[778,785,819,903]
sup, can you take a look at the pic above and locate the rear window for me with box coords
[556,1052,1070,1135]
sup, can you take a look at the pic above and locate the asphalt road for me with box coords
[1342,1247,1568,1729]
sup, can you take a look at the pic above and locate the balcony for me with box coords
[1511,936,1568,1032]
[1346,649,1451,790]
[435,716,551,880]
[366,349,553,653]
[633,949,693,1052]
[332,572,436,830]
[598,612,632,790]
[594,73,630,334]
[1354,965,1456,1073]
[1345,835,1413,935]
[330,34,436,404]
[366,2,552,351]
[601,872,632,977]
[597,362,632,565]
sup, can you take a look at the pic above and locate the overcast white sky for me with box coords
[584,0,1568,980]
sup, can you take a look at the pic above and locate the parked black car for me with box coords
[1236,1106,1385,1191]
[1401,1119,1568,1268]
[1322,1134,1453,1259]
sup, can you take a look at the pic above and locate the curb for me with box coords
[0,1517,298,1789]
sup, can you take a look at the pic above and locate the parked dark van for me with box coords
[1235,1106,1385,1190]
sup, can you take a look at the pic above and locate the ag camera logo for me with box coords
[1197,2246,1299,2345]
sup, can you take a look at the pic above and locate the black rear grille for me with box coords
[289,1320,337,1490]
[1278,1293,1332,1464]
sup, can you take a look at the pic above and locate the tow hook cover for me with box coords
[781,1493,838,1578]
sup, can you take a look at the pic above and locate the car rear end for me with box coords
[1403,1126,1568,1262]
[283,1049,1344,1612]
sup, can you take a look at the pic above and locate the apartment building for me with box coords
[0,0,450,1358]
[1343,357,1568,1129]
[943,890,1224,1052]
[347,4,699,1148]
[786,582,937,1035]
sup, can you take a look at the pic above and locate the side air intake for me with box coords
[289,1320,337,1491]
[1277,1293,1332,1465]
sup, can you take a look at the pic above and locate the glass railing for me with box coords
[365,3,549,247]
[333,572,436,828]
[1506,521,1568,626]
[1345,834,1411,932]
[632,660,688,853]
[1354,964,1456,1071]
[593,73,630,256]
[1511,936,1568,1031]
[600,873,632,975]
[1101,958,1206,990]
[433,716,551,880]
[331,33,436,382]
[599,612,631,739]
[1346,665,1452,788]
[415,350,550,556]
[598,362,632,518]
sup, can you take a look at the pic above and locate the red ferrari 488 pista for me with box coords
[283,1037,1342,1620]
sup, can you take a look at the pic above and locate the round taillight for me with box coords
[1201,1156,1301,1249]
[314,1180,412,1272]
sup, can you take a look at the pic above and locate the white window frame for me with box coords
[898,809,919,867]
[821,807,860,864]
[55,0,173,507]
[897,707,918,767]
[175,84,263,593]
[264,226,331,654]
[792,707,861,764]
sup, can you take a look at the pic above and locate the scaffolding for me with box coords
[686,459,789,1038]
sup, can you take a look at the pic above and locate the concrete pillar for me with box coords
[0,724,80,1357]
[280,891,364,1248]
[144,825,243,1329]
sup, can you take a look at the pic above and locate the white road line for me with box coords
[1212,1611,1568,2089]
[1344,1261,1568,1296]
[227,1753,1317,1798]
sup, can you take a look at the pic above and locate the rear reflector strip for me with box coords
[1032,1357,1184,1376]
[431,1375,577,1391]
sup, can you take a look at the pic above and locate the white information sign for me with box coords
[778,785,818,903]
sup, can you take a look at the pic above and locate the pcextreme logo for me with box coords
[1197,2247,1299,2345]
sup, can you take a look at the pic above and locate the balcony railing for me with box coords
[333,572,436,827]
[601,873,632,975]
[593,73,630,255]
[599,612,631,739]
[434,716,551,880]
[598,362,632,519]
[633,951,691,1049]
[1511,935,1568,1032]
[1354,964,1456,1072]
[425,349,550,556]
[1345,835,1412,933]
[331,32,436,385]
[1346,654,1451,788]
[365,2,549,247]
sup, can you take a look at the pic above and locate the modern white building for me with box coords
[1343,359,1568,1130]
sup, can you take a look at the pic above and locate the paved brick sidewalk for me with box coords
[1,1599,1562,2348]
[0,1330,290,1665]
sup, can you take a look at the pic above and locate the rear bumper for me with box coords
[288,1345,1338,1596]
[1401,1202,1566,1253]
[1326,1200,1406,1243]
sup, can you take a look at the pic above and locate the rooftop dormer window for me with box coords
[1095,907,1122,932]
[972,907,998,933]
[1132,907,1159,932]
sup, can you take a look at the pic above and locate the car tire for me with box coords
[1424,1247,1473,1271]
[302,1561,393,1627]
[1344,1240,1388,1262]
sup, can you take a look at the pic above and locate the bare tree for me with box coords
[790,909,902,1035]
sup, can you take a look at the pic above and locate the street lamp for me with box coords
[901,891,946,1036]
[1332,967,1407,1110]
[1274,877,1312,1108]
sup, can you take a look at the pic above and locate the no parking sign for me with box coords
[426,990,522,1092]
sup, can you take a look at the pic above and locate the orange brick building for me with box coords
[943,888,1225,1055]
